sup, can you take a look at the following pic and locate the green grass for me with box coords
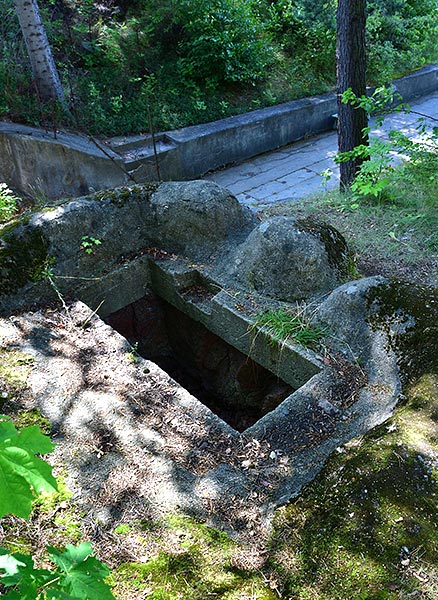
[255,308,325,349]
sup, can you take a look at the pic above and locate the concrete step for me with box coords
[105,134,177,171]
[106,133,175,153]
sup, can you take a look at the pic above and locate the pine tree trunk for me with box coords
[14,0,66,104]
[337,0,368,189]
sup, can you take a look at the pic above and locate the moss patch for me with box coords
[268,373,438,600]
[367,281,438,380]
[12,408,52,435]
[0,222,50,294]
[296,216,352,277]
[0,348,34,387]
[91,183,159,207]
[110,515,278,600]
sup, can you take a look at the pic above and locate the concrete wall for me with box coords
[168,93,337,180]
[0,123,127,200]
[166,65,438,181]
[1,65,437,198]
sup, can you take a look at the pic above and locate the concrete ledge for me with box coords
[167,93,337,180]
[1,65,437,198]
[164,65,438,180]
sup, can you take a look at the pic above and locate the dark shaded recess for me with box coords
[0,223,49,295]
[105,294,294,432]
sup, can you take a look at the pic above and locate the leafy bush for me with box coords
[367,0,438,80]
[173,0,274,85]
[0,184,19,223]
[0,415,115,599]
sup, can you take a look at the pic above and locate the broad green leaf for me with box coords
[15,425,56,454]
[0,421,57,519]
[0,548,59,598]
[44,591,81,599]
[0,416,18,443]
[48,544,115,600]
[0,548,27,577]
[44,591,82,599]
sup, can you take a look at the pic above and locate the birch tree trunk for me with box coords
[14,0,66,104]
[337,0,368,188]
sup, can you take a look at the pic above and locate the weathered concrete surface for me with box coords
[1,181,435,529]
[0,181,255,309]
[0,122,127,200]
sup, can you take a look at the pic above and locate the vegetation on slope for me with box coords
[1,0,438,136]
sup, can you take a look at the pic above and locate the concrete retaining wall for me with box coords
[0,123,127,200]
[1,65,437,199]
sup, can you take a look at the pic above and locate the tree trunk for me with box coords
[14,0,66,104]
[336,0,368,188]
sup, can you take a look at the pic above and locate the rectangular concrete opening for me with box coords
[105,293,297,432]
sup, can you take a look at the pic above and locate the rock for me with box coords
[314,276,388,362]
[149,180,257,257]
[226,216,351,301]
[315,277,438,380]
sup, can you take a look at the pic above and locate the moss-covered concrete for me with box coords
[367,281,438,380]
[0,222,50,295]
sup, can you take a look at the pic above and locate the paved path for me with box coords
[204,92,438,210]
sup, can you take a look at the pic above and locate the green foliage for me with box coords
[0,417,115,599]
[0,184,19,223]
[336,139,395,202]
[255,308,325,348]
[0,416,57,519]
[172,0,274,85]
[2,0,438,135]
[367,0,438,81]
[80,235,102,255]
[336,86,438,204]
[0,542,114,600]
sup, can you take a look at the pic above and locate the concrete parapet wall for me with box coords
[1,65,437,198]
[0,122,127,200]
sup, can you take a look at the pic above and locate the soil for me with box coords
[0,301,368,548]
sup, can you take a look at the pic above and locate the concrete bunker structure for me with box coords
[1,181,434,529]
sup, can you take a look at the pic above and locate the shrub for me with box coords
[0,183,19,223]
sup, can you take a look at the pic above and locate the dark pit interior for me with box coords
[105,293,295,432]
